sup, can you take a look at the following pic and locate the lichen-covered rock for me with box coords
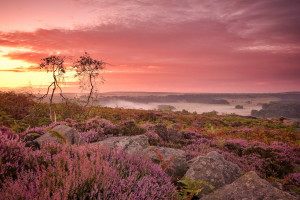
[52,125,84,145]
[201,171,296,200]
[143,146,188,178]
[34,125,84,145]
[183,151,241,197]
[96,134,149,154]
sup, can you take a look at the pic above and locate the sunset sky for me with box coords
[0,0,299,93]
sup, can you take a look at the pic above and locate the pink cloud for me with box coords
[0,0,299,92]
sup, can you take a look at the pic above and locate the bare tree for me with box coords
[72,52,105,107]
[38,55,67,121]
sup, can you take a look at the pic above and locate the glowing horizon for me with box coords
[0,0,299,93]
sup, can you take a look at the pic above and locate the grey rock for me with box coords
[34,132,63,145]
[52,125,84,145]
[143,146,188,178]
[201,171,296,200]
[183,151,241,197]
[34,125,84,145]
[96,134,149,154]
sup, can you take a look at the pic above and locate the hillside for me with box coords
[0,91,299,199]
[251,101,300,119]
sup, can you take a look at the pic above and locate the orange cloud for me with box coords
[0,66,39,72]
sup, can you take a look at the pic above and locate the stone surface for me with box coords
[96,134,150,154]
[34,125,84,145]
[270,182,283,190]
[34,132,63,145]
[183,151,241,197]
[201,171,296,200]
[52,125,84,145]
[143,146,188,178]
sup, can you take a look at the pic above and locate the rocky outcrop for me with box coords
[183,151,241,197]
[96,134,149,155]
[34,125,84,145]
[143,146,188,177]
[201,171,296,200]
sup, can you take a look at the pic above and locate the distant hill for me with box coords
[39,91,300,105]
[91,92,300,105]
[251,101,300,118]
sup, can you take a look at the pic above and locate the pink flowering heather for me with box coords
[181,129,205,140]
[79,129,115,143]
[0,144,176,199]
[223,139,300,178]
[20,127,48,141]
[0,126,17,139]
[79,129,101,143]
[140,122,155,131]
[183,142,218,160]
[0,130,30,183]
[86,117,119,135]
[119,119,145,136]
[285,173,300,187]
[66,117,119,136]
[145,130,161,145]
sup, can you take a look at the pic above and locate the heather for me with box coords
[0,134,176,199]
[0,91,299,198]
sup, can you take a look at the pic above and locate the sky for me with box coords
[0,0,299,93]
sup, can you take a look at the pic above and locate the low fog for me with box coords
[101,100,155,110]
[100,100,262,116]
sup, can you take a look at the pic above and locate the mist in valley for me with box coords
[99,100,263,116]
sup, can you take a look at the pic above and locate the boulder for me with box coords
[201,171,296,200]
[143,146,188,178]
[96,134,149,155]
[34,125,84,145]
[183,151,241,197]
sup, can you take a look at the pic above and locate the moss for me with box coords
[25,132,43,141]
[27,132,42,137]
[46,128,67,144]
